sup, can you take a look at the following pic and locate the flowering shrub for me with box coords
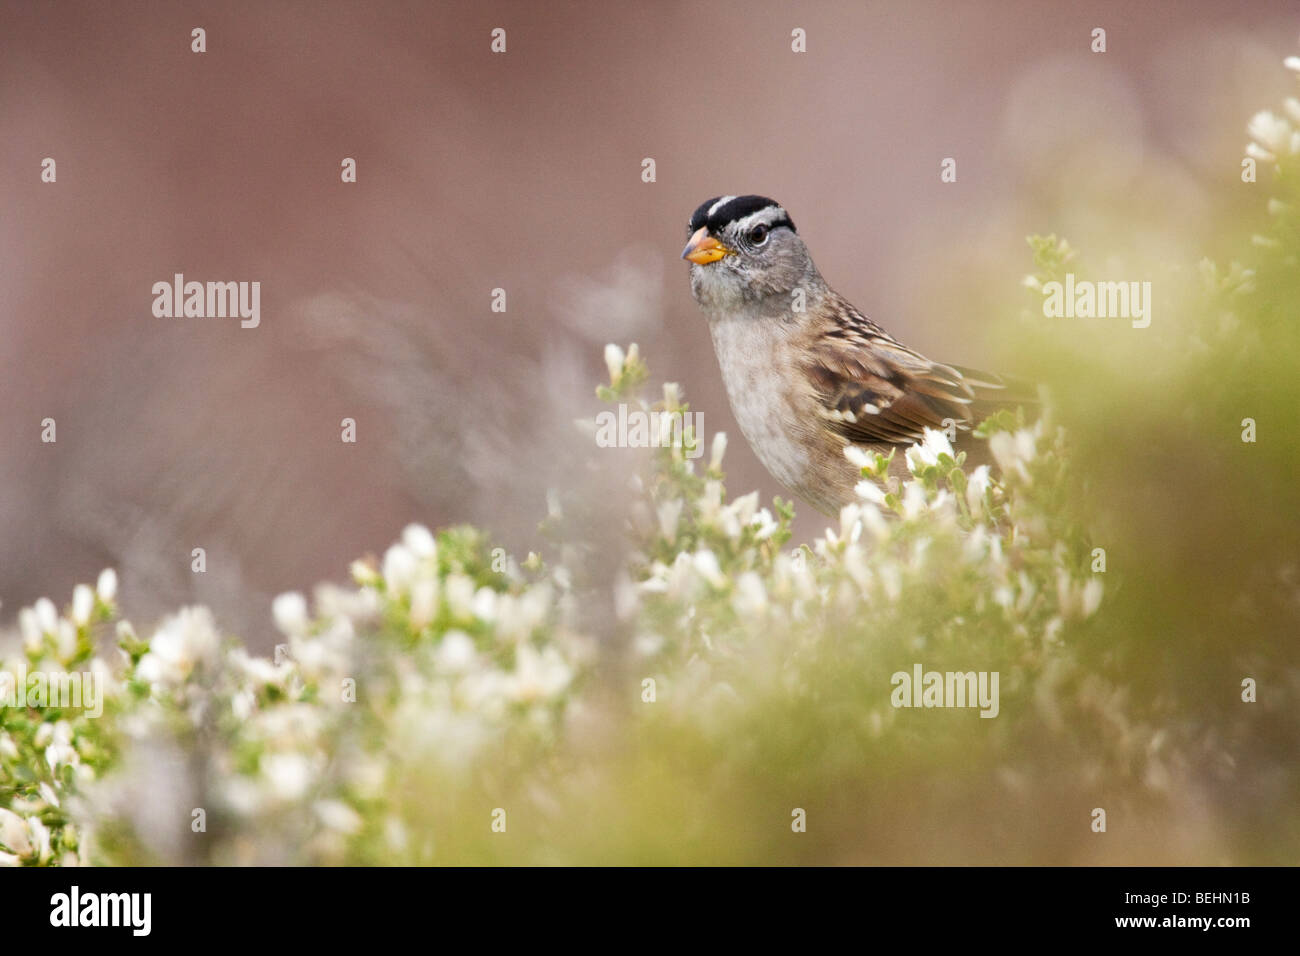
[3,54,1299,866]
[0,335,1117,865]
[0,338,1122,866]
[1,526,590,865]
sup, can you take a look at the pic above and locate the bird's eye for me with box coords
[749,224,769,245]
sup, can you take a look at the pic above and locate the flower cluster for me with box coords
[1246,54,1300,166]
[613,364,1101,729]
[1,527,586,864]
[3,325,1112,864]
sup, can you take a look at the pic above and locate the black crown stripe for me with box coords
[688,195,796,235]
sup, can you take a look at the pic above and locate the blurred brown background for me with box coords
[2,0,1297,646]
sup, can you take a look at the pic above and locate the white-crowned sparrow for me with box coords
[682,195,1032,515]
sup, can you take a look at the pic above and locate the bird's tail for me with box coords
[950,364,1039,423]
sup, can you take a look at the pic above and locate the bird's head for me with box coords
[681,195,819,312]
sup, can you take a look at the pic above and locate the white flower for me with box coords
[854,480,888,506]
[409,577,439,629]
[495,585,552,643]
[655,410,677,448]
[750,507,780,540]
[603,343,626,382]
[965,464,991,513]
[0,808,31,857]
[272,592,310,636]
[1081,579,1104,617]
[1285,55,1300,73]
[34,597,58,636]
[45,722,78,771]
[435,631,478,673]
[136,606,221,686]
[733,572,768,617]
[878,564,901,602]
[314,799,363,836]
[1249,110,1292,155]
[842,543,872,590]
[382,543,418,595]
[55,620,78,659]
[837,503,865,544]
[1246,142,1276,163]
[444,574,475,619]
[656,499,683,542]
[989,428,1037,482]
[906,427,954,472]
[506,645,573,703]
[401,523,437,558]
[25,817,51,864]
[663,553,696,598]
[232,647,286,686]
[17,609,41,652]
[844,444,873,469]
[716,492,757,540]
[231,689,254,721]
[314,583,381,623]
[638,563,669,595]
[729,491,759,526]
[923,427,955,460]
[900,482,929,519]
[471,587,498,623]
[262,753,314,802]
[96,568,118,604]
[72,584,95,627]
[349,560,380,587]
[692,550,726,588]
[697,480,724,526]
[858,500,890,540]
[709,432,728,470]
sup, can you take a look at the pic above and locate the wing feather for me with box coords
[799,296,1033,448]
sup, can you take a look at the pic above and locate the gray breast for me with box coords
[705,314,811,493]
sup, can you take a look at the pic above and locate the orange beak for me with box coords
[681,226,730,265]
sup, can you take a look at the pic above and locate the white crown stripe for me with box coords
[707,195,737,218]
[733,206,792,230]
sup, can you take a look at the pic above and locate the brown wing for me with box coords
[800,298,1033,447]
